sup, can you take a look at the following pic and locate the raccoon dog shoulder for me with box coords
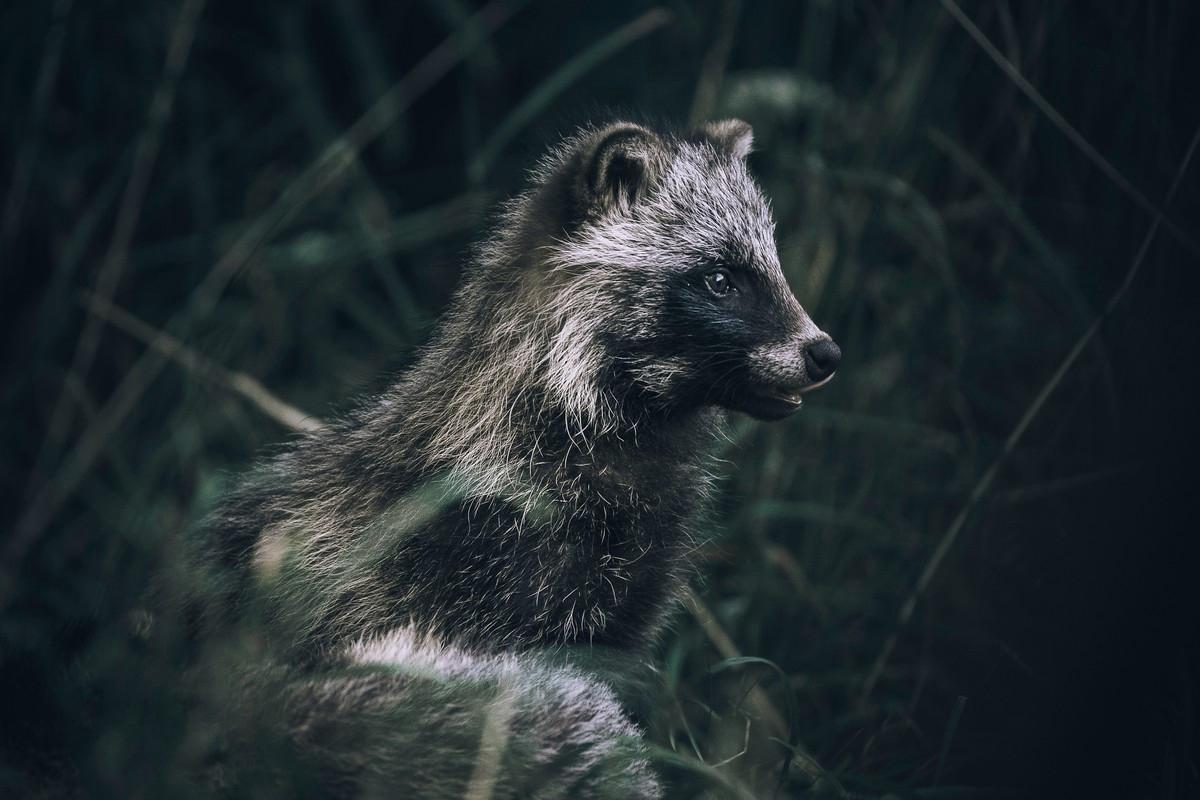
[202,118,840,798]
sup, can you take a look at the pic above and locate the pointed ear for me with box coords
[700,118,754,160]
[578,123,661,214]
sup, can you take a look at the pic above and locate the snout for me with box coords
[737,336,842,420]
[802,339,841,385]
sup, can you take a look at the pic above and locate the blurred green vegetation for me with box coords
[2,1,1199,798]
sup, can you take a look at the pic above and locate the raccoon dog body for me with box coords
[203,119,840,798]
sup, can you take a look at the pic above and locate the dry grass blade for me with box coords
[5,0,521,599]
[688,0,740,125]
[0,0,74,252]
[933,695,968,786]
[937,0,1200,259]
[281,14,422,332]
[468,7,672,182]
[183,0,520,324]
[683,590,791,741]
[859,121,1200,704]
[29,0,206,488]
[686,620,846,795]
[83,294,324,434]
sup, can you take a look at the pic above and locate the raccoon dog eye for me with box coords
[704,270,734,297]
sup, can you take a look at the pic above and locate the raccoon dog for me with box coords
[201,118,840,798]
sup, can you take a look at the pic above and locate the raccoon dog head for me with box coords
[544,119,840,422]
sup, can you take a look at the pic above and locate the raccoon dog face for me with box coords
[549,120,839,422]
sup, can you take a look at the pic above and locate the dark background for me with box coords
[2,1,1198,797]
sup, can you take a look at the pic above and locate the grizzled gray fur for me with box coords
[217,628,657,798]
[201,118,839,798]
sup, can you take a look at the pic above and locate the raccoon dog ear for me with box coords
[580,123,661,214]
[700,118,754,160]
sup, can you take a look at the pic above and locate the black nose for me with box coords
[803,340,841,382]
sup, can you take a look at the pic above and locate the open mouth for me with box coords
[768,372,837,404]
[742,373,836,420]
[796,372,835,395]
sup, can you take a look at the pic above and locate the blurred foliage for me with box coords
[2,1,1199,798]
